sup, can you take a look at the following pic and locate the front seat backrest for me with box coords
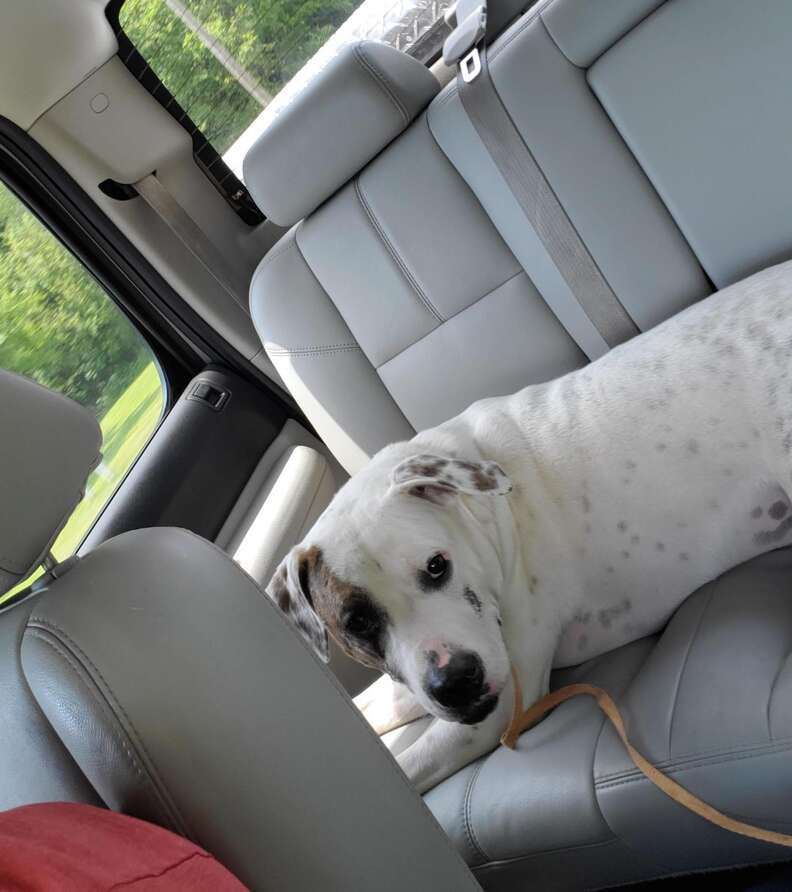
[0,371,480,891]
[0,368,101,592]
[0,369,102,810]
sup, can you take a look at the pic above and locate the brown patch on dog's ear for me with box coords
[390,453,512,501]
[266,546,329,662]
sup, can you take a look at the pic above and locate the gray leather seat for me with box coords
[244,1,792,888]
[0,370,480,892]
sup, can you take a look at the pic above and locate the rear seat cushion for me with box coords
[425,549,792,889]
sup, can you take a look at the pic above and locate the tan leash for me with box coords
[501,665,792,847]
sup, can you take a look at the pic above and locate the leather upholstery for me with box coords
[243,40,440,226]
[246,2,792,888]
[0,594,101,812]
[0,370,100,592]
[425,549,792,889]
[21,528,481,892]
[589,0,792,289]
[249,21,710,473]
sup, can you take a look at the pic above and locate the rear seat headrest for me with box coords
[243,41,440,226]
[0,370,101,594]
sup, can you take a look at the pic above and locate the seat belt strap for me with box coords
[133,173,249,304]
[444,3,639,355]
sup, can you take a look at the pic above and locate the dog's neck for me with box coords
[486,460,581,649]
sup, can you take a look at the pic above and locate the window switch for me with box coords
[189,380,229,411]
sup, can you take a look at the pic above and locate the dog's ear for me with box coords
[390,453,512,502]
[266,547,329,662]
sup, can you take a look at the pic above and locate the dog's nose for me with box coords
[425,650,485,710]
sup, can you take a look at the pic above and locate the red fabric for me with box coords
[0,803,248,891]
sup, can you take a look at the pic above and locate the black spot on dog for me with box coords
[656,442,667,452]
[751,506,763,519]
[630,534,640,546]
[755,516,792,546]
[617,520,628,533]
[686,439,700,456]
[598,598,632,629]
[463,587,482,617]
[679,552,690,561]
[472,467,497,491]
[769,500,789,520]
[656,542,665,552]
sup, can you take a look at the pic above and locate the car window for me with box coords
[0,182,165,602]
[117,0,454,176]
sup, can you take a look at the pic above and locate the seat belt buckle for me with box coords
[443,0,487,79]
[459,46,482,83]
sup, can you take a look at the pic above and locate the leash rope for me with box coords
[502,665,792,847]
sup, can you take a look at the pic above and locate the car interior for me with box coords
[1,0,792,889]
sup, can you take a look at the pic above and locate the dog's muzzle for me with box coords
[424,650,498,724]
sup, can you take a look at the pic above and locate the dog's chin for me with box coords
[449,693,499,725]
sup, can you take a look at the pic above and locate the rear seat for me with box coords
[245,1,792,888]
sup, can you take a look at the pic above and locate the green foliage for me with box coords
[120,0,363,152]
[0,185,151,416]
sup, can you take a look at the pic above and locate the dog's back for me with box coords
[419,260,792,665]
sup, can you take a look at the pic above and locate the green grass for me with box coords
[0,363,164,603]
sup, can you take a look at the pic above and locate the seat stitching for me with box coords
[173,528,483,891]
[266,343,359,357]
[27,617,193,840]
[596,738,792,792]
[766,647,792,741]
[598,734,792,784]
[353,43,409,125]
[538,12,581,67]
[26,629,189,837]
[249,234,301,294]
[586,643,674,875]
[489,0,566,64]
[461,759,489,863]
[472,836,620,873]
[353,177,443,322]
[375,269,524,369]
[667,586,717,757]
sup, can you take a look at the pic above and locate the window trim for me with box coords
[0,114,294,410]
[106,0,451,221]
[105,0,265,227]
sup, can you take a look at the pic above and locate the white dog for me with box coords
[268,260,792,793]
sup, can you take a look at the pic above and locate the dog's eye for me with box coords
[426,554,448,579]
[345,609,380,640]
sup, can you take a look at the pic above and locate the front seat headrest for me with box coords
[243,40,440,227]
[0,369,101,593]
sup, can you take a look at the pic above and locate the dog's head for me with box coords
[267,448,513,724]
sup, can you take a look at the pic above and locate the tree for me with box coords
[120,0,361,153]
[0,186,151,416]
